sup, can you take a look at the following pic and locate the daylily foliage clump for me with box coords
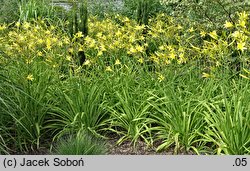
[0,9,250,155]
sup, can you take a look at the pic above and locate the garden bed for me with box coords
[0,0,250,155]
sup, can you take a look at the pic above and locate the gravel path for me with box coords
[52,0,124,11]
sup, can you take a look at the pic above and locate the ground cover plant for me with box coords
[0,0,250,155]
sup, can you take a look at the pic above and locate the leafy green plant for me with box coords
[0,67,11,154]
[160,0,250,28]
[67,0,88,65]
[104,70,154,146]
[79,0,88,36]
[0,132,9,154]
[68,0,88,36]
[123,0,164,19]
[201,82,250,154]
[1,3,250,155]
[53,131,107,155]
[0,0,20,23]
[18,0,66,22]
[149,83,206,154]
[137,0,149,25]
[46,77,109,140]
[1,58,59,153]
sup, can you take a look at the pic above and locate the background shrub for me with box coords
[0,0,20,23]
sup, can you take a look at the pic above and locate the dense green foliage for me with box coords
[0,0,250,155]
[0,0,19,23]
[53,132,107,155]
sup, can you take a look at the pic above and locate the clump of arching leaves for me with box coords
[0,3,250,155]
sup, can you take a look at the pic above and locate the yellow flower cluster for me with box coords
[0,20,71,67]
[0,11,249,78]
[84,15,147,60]
[82,13,190,67]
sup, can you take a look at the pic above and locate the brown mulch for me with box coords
[106,136,195,155]
[9,135,197,155]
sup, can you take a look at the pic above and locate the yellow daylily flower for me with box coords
[115,59,121,65]
[200,31,206,37]
[209,30,218,40]
[224,21,233,28]
[237,41,247,51]
[105,66,113,72]
[26,74,34,81]
[157,74,165,82]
